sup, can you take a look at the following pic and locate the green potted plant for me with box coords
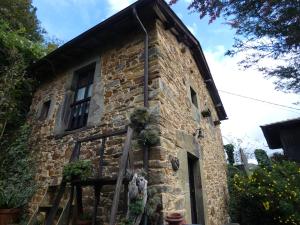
[77,211,92,225]
[0,181,36,225]
[137,128,159,147]
[201,108,211,117]
[63,160,93,182]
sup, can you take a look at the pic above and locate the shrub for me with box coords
[229,161,300,225]
[0,124,36,208]
[63,160,93,182]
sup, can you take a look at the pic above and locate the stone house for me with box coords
[27,0,228,224]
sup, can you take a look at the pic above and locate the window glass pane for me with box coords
[87,84,93,97]
[76,87,86,101]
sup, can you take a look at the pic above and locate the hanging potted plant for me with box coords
[201,108,211,117]
[63,159,93,182]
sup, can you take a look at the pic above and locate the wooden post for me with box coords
[109,127,133,225]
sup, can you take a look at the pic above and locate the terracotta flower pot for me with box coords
[0,208,21,225]
[165,213,186,225]
[77,219,92,225]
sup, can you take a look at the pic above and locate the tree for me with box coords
[224,144,235,165]
[0,0,57,146]
[0,0,44,42]
[254,149,271,169]
[169,0,300,93]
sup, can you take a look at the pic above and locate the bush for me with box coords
[63,160,93,182]
[0,124,36,208]
[271,152,288,162]
[229,161,300,225]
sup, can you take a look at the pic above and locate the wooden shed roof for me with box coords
[260,117,300,149]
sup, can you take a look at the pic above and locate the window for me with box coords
[39,100,51,120]
[190,87,198,108]
[68,64,95,130]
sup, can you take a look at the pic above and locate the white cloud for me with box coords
[187,22,198,36]
[204,46,300,158]
[106,0,135,16]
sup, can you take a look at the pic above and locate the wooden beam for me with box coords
[164,21,175,30]
[65,185,75,225]
[128,143,135,170]
[45,182,67,225]
[92,187,100,225]
[109,127,133,225]
[98,138,106,177]
[76,185,83,214]
[78,128,127,143]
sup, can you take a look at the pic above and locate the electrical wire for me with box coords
[218,89,300,115]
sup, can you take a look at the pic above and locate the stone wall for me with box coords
[27,21,161,223]
[154,20,229,225]
[27,18,228,225]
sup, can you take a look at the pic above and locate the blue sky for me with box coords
[32,0,300,160]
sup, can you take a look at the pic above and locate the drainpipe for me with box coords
[133,7,149,108]
[133,7,149,225]
[132,6,150,176]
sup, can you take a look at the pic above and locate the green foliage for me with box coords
[229,161,300,225]
[0,0,44,42]
[255,149,271,169]
[138,128,159,147]
[146,186,162,224]
[130,107,150,131]
[129,198,144,216]
[271,152,288,163]
[0,124,36,208]
[201,109,211,117]
[170,0,300,93]
[63,160,93,182]
[0,0,59,150]
[120,218,134,225]
[224,144,235,165]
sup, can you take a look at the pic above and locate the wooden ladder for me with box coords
[28,126,135,225]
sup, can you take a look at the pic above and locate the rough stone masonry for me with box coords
[27,10,229,225]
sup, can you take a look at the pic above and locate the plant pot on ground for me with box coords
[63,160,93,182]
[0,208,21,225]
[77,212,92,225]
[0,186,26,225]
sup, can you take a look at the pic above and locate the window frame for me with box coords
[39,100,51,120]
[67,63,95,131]
[190,86,198,108]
